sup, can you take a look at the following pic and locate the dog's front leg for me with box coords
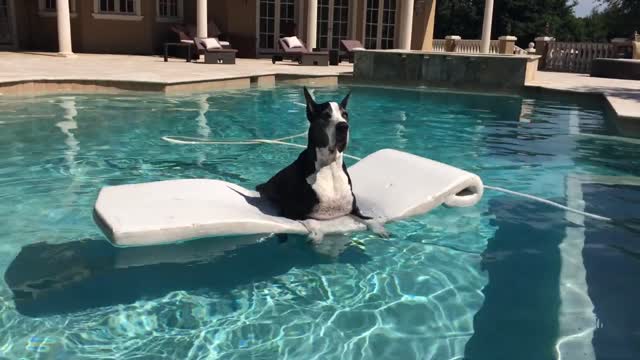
[351,216,390,239]
[300,219,325,244]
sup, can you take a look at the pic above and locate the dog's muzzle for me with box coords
[335,122,349,152]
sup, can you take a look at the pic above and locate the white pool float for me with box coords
[94,149,484,247]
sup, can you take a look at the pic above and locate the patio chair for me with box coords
[340,39,366,63]
[194,37,238,64]
[169,22,231,59]
[179,22,230,47]
[272,36,329,66]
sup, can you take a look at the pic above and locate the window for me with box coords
[363,0,396,49]
[44,0,56,11]
[99,0,134,14]
[93,0,142,20]
[156,0,183,22]
[38,0,77,16]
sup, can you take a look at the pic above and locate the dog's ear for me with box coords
[303,87,317,113]
[340,91,351,109]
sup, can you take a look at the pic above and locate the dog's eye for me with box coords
[341,111,348,120]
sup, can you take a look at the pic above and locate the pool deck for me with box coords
[527,71,640,122]
[0,52,638,122]
[0,52,353,94]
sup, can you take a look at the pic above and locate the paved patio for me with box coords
[527,71,640,121]
[0,52,353,94]
[0,52,637,122]
[0,52,353,83]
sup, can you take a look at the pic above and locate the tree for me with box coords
[434,0,582,47]
[595,0,640,39]
[433,0,484,39]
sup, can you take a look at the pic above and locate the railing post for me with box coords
[498,35,517,54]
[535,36,554,69]
[526,42,536,54]
[444,35,460,52]
[611,37,631,58]
[632,31,640,60]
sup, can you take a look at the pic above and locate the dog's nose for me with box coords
[336,122,349,133]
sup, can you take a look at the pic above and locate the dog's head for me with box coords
[303,87,351,156]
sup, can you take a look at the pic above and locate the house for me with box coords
[0,0,436,58]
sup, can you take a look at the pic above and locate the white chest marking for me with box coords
[306,151,353,220]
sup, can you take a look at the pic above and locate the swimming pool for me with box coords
[0,86,638,359]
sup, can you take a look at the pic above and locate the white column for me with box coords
[306,0,318,51]
[56,0,74,56]
[197,0,208,38]
[399,0,414,50]
[480,0,494,53]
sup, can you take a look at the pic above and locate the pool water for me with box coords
[0,86,639,359]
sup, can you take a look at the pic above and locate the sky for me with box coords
[573,0,600,17]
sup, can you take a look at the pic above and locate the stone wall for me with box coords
[354,50,540,90]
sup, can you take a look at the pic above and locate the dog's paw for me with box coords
[366,220,390,239]
[307,230,324,244]
[301,219,325,244]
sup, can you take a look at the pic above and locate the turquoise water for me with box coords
[0,86,639,359]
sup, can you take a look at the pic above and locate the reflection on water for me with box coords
[6,235,369,317]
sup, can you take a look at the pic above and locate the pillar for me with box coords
[421,0,436,51]
[306,0,318,51]
[399,0,415,50]
[197,0,207,38]
[535,36,554,69]
[444,35,460,52]
[480,0,494,54]
[498,35,517,55]
[56,0,74,57]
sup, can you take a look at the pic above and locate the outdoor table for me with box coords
[164,42,193,62]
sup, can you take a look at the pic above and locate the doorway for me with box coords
[363,0,397,49]
[258,0,298,53]
[0,0,15,48]
[316,0,351,50]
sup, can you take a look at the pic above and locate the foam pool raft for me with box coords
[94,149,484,247]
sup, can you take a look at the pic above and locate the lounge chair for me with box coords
[172,22,230,46]
[169,23,231,59]
[194,37,238,64]
[340,40,366,63]
[272,36,329,66]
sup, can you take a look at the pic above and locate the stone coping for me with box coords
[0,74,341,95]
[354,49,541,60]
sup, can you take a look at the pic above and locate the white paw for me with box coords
[308,230,324,244]
[366,220,390,239]
[301,219,325,244]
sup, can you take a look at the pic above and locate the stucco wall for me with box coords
[15,0,162,54]
[224,0,256,57]
[354,0,364,43]
[11,0,33,50]
[13,0,81,52]
[412,0,435,51]
[79,0,154,54]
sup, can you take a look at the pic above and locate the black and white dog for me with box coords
[256,87,386,241]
